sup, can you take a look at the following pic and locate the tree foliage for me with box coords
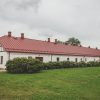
[66,37,81,46]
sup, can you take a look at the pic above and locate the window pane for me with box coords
[0,56,3,64]
[28,56,32,59]
[36,57,43,62]
[67,58,69,61]
[80,58,82,61]
[75,58,78,62]
[57,57,60,62]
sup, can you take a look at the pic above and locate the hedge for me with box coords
[43,61,100,70]
[6,57,100,73]
[6,58,43,73]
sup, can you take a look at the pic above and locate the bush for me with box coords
[6,57,100,73]
[6,58,43,73]
[43,61,100,70]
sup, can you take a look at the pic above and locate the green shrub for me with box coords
[6,58,43,73]
[43,61,100,70]
[6,57,100,73]
[86,61,100,67]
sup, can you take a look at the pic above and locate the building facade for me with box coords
[0,32,100,69]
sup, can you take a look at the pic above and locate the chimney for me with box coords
[65,42,68,45]
[21,33,24,39]
[48,38,50,42]
[80,45,82,47]
[96,47,98,50]
[8,31,12,37]
[55,39,58,44]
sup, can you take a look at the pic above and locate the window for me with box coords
[67,58,70,61]
[28,56,32,59]
[80,58,82,61]
[35,57,43,62]
[75,58,78,62]
[0,56,3,64]
[85,58,87,62]
[57,57,60,62]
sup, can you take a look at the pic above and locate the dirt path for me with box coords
[0,70,6,72]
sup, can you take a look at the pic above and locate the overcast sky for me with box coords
[0,0,100,48]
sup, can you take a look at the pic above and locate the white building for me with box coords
[0,32,100,69]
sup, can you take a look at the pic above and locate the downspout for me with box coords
[8,52,10,60]
[99,57,100,62]
[51,54,53,62]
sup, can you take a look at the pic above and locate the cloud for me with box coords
[0,0,41,22]
[0,0,100,48]
[0,0,41,11]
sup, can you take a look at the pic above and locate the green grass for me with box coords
[0,67,100,100]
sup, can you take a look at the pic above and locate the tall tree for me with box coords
[66,37,81,46]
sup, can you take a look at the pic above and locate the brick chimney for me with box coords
[21,33,24,39]
[55,39,58,44]
[8,31,12,37]
[48,38,50,42]
[96,47,98,50]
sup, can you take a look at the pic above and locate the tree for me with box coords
[66,37,81,46]
[57,40,65,44]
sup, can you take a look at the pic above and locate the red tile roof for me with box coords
[0,35,100,57]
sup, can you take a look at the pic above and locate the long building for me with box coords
[0,32,100,69]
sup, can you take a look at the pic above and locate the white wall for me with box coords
[0,52,100,68]
[85,56,100,62]
[0,45,8,69]
[0,52,8,69]
[51,55,100,62]
[10,52,52,62]
[10,52,100,62]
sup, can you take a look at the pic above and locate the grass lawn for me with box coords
[0,67,100,100]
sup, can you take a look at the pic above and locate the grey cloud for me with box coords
[0,0,100,48]
[0,0,41,12]
[8,0,41,11]
[0,0,41,23]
